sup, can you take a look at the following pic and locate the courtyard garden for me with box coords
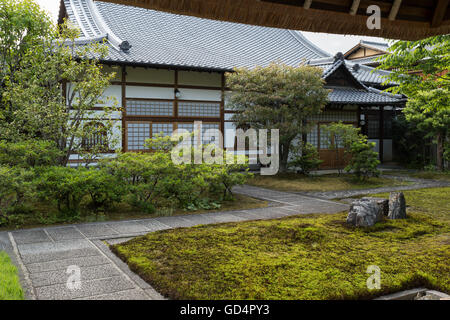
[112,187,450,300]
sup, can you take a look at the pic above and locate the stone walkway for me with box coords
[1,177,447,300]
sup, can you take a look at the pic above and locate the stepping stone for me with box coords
[12,229,52,245]
[45,227,84,241]
[107,221,149,234]
[26,255,110,274]
[30,264,121,287]
[76,224,119,238]
[35,275,135,300]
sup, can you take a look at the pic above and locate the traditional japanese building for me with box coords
[59,0,406,169]
[343,40,389,68]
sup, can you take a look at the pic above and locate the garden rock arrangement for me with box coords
[388,192,407,219]
[347,192,406,227]
[346,198,383,227]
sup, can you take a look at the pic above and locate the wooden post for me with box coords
[121,65,127,152]
[379,106,384,163]
[174,70,179,119]
[220,72,225,149]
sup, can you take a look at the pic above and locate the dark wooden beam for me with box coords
[349,0,360,16]
[431,0,449,27]
[303,0,312,9]
[388,0,402,21]
[379,106,384,163]
[121,66,127,152]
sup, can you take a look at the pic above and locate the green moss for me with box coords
[112,187,450,300]
[0,251,24,300]
[247,173,410,192]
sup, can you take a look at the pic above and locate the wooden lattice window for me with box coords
[81,122,108,150]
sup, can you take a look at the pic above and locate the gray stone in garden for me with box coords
[361,197,389,216]
[388,192,406,219]
[347,198,383,227]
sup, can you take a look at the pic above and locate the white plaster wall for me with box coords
[126,86,174,99]
[96,85,122,108]
[178,71,221,87]
[178,88,221,101]
[101,65,122,82]
[127,67,174,84]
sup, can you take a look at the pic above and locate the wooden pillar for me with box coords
[174,70,179,122]
[356,105,361,130]
[379,105,384,163]
[220,72,225,149]
[121,65,127,152]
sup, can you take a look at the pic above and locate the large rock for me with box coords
[347,198,383,227]
[361,197,389,216]
[388,192,406,219]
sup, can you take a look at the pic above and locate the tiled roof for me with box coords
[308,56,394,87]
[62,0,329,71]
[61,1,404,105]
[360,40,389,53]
[315,56,404,104]
[328,87,405,105]
[346,55,384,66]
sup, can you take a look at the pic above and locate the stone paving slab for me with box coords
[154,216,192,228]
[76,288,149,300]
[76,223,119,238]
[201,212,247,223]
[35,275,135,300]
[46,227,85,241]
[12,229,52,245]
[107,221,150,234]
[18,239,96,263]
[136,219,171,232]
[29,264,121,287]
[26,255,110,274]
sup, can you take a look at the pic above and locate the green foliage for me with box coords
[0,251,24,300]
[0,1,118,166]
[322,122,380,179]
[0,166,34,226]
[378,35,450,169]
[391,115,434,169]
[345,137,380,179]
[288,142,323,175]
[112,187,450,300]
[35,166,123,217]
[0,0,52,110]
[226,62,329,172]
[0,140,62,168]
[100,135,251,211]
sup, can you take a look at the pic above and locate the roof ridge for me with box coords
[287,31,330,58]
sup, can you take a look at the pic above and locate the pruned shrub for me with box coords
[0,140,62,168]
[288,142,323,175]
[322,122,380,179]
[100,135,250,211]
[35,166,123,216]
[0,166,35,226]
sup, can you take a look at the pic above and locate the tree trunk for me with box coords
[436,132,444,171]
[279,143,290,173]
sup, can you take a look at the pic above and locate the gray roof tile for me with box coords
[63,0,329,71]
[328,88,405,104]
